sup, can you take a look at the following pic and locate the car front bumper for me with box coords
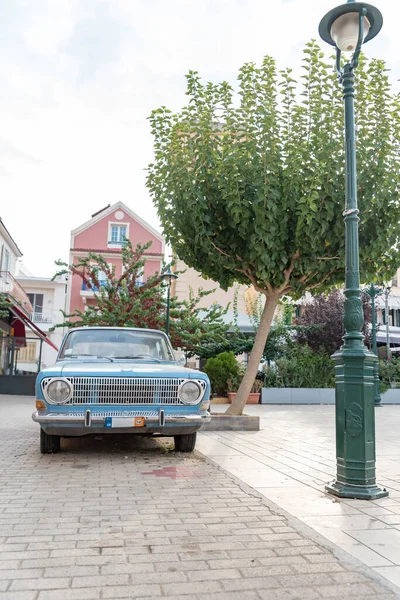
[32,409,211,427]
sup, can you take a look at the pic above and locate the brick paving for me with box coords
[0,397,397,599]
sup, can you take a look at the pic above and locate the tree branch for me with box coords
[279,250,300,292]
[210,241,232,258]
[305,268,337,291]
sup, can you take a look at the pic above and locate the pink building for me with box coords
[66,202,165,315]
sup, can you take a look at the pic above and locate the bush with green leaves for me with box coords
[379,358,400,388]
[266,345,335,389]
[203,352,240,397]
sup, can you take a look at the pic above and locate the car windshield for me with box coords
[59,329,175,361]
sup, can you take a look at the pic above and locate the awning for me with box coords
[376,295,400,310]
[8,304,59,352]
[11,318,27,348]
[377,332,400,344]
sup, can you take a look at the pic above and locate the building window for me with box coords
[82,264,113,292]
[121,265,144,287]
[2,248,10,272]
[27,293,44,315]
[108,224,128,245]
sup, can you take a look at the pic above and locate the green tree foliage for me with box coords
[0,295,10,320]
[194,335,254,360]
[147,41,400,414]
[203,351,239,396]
[52,240,230,357]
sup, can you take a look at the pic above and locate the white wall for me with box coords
[0,235,18,276]
[15,276,67,368]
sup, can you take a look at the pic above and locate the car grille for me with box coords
[41,377,202,405]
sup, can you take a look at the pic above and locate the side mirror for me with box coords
[176,357,186,366]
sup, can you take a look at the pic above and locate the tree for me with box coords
[52,239,230,355]
[295,289,371,356]
[169,287,231,357]
[147,41,400,415]
[0,295,10,320]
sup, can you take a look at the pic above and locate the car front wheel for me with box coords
[40,429,61,454]
[174,432,197,452]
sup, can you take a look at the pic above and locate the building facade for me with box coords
[15,275,67,370]
[67,202,164,315]
[0,219,56,394]
[172,258,263,334]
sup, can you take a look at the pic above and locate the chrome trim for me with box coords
[43,378,73,405]
[178,380,203,405]
[40,377,207,406]
[84,409,91,427]
[32,410,210,426]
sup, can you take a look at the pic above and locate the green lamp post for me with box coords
[364,283,383,407]
[319,1,387,499]
[161,268,178,337]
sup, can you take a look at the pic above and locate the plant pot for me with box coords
[228,392,260,404]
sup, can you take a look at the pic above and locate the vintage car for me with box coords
[32,327,211,454]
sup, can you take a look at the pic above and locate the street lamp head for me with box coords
[319,1,382,52]
[161,268,178,287]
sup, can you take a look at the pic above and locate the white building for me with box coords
[15,274,67,370]
[0,220,57,393]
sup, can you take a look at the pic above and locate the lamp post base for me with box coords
[326,480,388,500]
[328,346,387,501]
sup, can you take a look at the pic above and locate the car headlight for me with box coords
[45,378,73,404]
[179,381,202,405]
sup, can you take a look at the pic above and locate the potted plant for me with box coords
[203,352,240,399]
[227,368,262,404]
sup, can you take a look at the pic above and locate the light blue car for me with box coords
[33,327,211,454]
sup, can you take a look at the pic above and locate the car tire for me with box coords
[174,432,197,452]
[40,429,61,454]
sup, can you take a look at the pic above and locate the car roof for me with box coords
[66,327,167,335]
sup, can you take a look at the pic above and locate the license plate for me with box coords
[104,417,145,428]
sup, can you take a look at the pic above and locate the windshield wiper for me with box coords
[116,354,161,362]
[64,354,114,362]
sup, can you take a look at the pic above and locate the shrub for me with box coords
[264,345,335,388]
[227,368,263,395]
[379,358,400,388]
[203,352,239,396]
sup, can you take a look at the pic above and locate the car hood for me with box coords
[39,361,206,380]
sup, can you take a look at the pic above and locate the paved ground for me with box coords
[0,397,397,599]
[198,404,400,594]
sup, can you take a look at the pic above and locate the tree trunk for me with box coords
[226,293,280,416]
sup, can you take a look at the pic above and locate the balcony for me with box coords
[0,272,33,318]
[31,312,54,324]
[81,280,107,293]
[81,280,145,292]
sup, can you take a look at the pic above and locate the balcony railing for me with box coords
[0,272,33,317]
[31,312,54,324]
[81,280,145,293]
[81,280,107,292]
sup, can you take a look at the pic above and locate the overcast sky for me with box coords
[1,0,399,277]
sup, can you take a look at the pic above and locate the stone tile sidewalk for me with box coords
[0,397,397,599]
[197,404,400,595]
